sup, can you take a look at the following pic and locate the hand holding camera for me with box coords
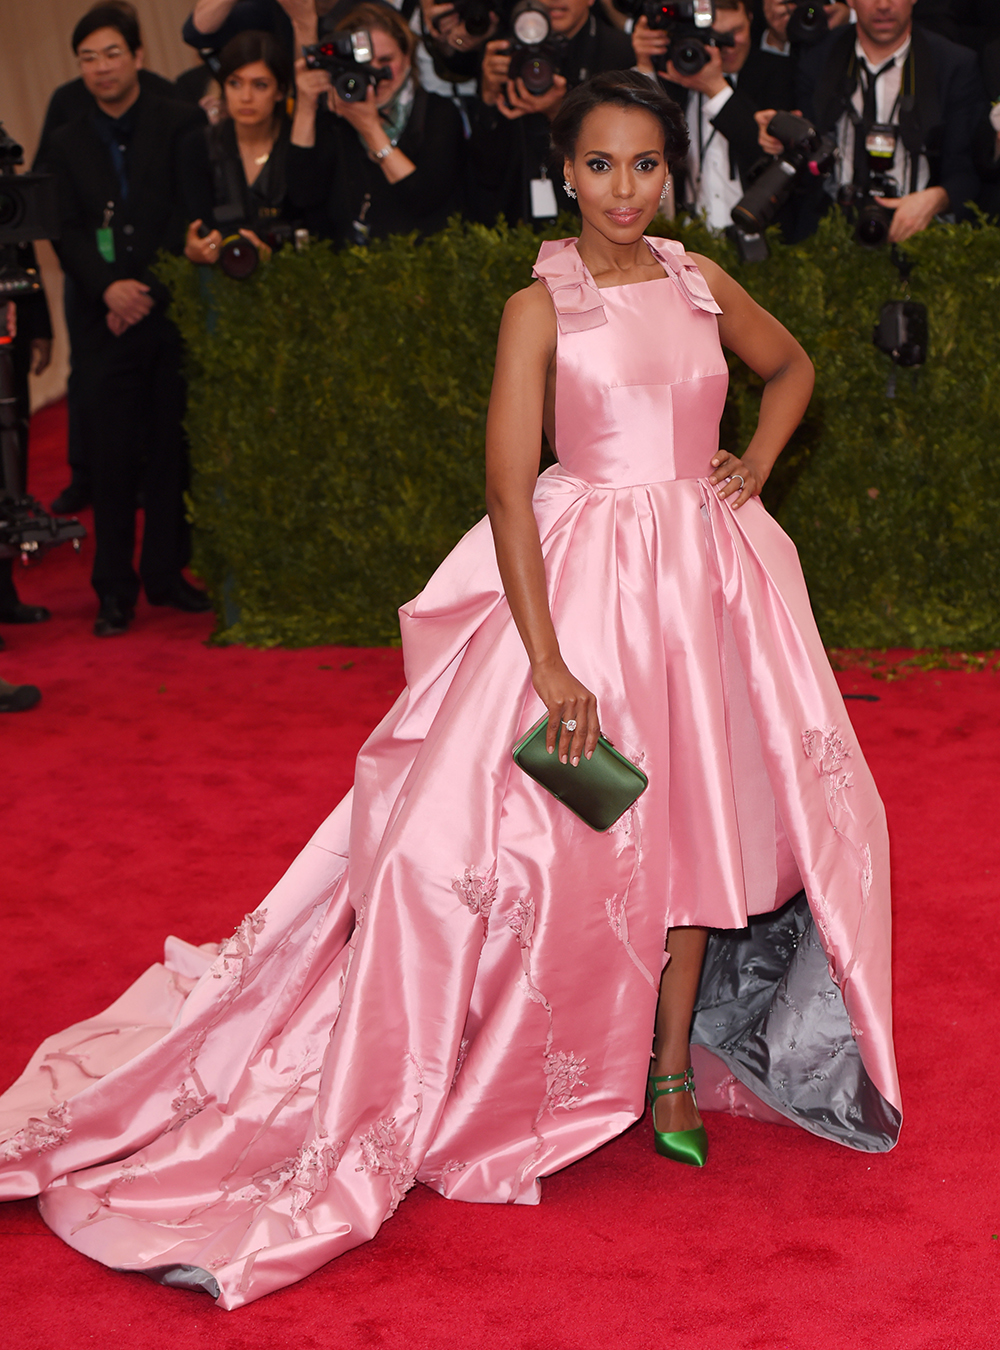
[664,30,728,97]
[869,185,949,244]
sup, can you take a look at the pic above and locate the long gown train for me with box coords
[0,237,901,1308]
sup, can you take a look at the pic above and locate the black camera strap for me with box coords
[847,46,920,193]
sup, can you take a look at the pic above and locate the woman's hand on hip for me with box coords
[710,449,765,508]
[532,656,600,766]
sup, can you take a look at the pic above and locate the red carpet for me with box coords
[1,403,997,1350]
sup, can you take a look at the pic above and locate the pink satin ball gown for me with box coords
[0,237,901,1308]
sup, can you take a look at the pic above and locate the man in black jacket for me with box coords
[469,0,636,226]
[758,0,984,242]
[34,1,188,517]
[634,0,796,229]
[45,5,208,636]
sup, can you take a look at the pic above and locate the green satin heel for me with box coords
[646,1066,708,1167]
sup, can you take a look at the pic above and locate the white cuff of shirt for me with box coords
[703,85,734,118]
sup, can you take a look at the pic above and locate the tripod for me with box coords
[0,278,86,564]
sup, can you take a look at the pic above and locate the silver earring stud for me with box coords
[563,180,577,200]
[660,179,671,201]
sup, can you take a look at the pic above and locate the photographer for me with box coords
[757,0,851,57]
[44,5,208,636]
[469,0,635,224]
[414,0,501,97]
[286,2,464,243]
[180,31,297,265]
[633,0,796,230]
[754,0,984,243]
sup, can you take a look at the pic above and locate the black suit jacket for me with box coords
[33,70,183,171]
[796,23,984,213]
[662,45,797,198]
[45,91,201,326]
[468,13,636,226]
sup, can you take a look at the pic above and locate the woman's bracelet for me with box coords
[372,142,395,161]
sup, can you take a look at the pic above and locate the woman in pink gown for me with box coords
[0,73,900,1309]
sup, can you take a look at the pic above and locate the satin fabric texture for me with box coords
[0,237,901,1309]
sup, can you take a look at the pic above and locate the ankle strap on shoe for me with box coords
[647,1067,696,1102]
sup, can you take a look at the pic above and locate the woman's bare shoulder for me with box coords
[502,279,556,326]
[497,279,556,356]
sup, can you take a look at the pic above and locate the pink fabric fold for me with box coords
[532,238,607,332]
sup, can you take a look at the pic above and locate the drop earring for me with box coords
[660,178,671,201]
[563,180,577,200]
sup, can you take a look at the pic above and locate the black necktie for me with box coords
[854,59,895,189]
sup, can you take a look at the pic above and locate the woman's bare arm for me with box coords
[485,283,599,765]
[690,253,815,508]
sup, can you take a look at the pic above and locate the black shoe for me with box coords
[94,597,134,637]
[51,479,91,514]
[0,677,41,711]
[0,602,51,624]
[147,577,212,613]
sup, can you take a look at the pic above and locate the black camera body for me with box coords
[838,124,901,247]
[303,30,392,103]
[873,300,927,368]
[785,0,829,46]
[0,128,60,279]
[613,0,735,75]
[731,111,837,235]
[447,0,496,39]
[839,175,899,247]
[505,0,568,97]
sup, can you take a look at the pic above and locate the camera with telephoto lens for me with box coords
[784,0,828,46]
[731,110,837,233]
[197,222,306,279]
[612,0,735,76]
[303,29,392,102]
[837,124,900,247]
[0,123,87,563]
[505,0,568,97]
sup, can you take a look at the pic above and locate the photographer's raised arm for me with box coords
[290,58,328,149]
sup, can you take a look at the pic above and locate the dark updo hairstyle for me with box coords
[217,29,294,98]
[550,71,689,170]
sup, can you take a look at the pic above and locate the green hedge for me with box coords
[160,212,1000,649]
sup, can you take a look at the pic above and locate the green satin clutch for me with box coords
[512,716,648,832]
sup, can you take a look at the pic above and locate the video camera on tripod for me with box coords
[0,123,86,563]
[612,0,735,76]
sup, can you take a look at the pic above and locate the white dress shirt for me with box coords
[683,79,743,232]
[834,35,930,194]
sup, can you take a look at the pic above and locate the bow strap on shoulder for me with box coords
[531,238,607,333]
[644,236,723,315]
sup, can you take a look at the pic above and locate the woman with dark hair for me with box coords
[287,1,464,244]
[180,29,296,264]
[0,73,900,1308]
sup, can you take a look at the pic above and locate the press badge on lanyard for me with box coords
[96,202,115,264]
[530,173,558,220]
